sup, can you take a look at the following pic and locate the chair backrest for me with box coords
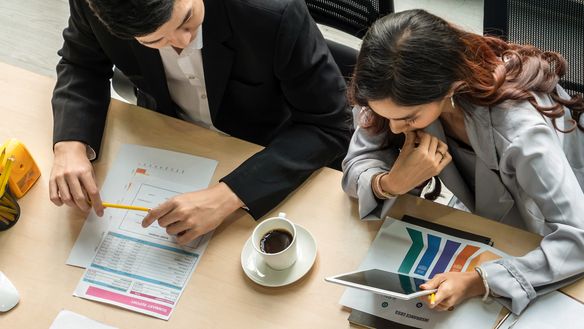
[305,0,394,38]
[484,0,584,95]
[305,0,394,81]
[304,0,394,170]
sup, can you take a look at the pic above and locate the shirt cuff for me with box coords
[86,144,97,161]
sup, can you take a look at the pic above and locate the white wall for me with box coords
[320,0,484,50]
[395,0,484,34]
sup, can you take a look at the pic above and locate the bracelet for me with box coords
[372,172,398,199]
[474,266,493,303]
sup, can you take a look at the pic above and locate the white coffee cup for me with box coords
[252,212,297,270]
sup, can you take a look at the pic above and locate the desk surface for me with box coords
[0,62,582,328]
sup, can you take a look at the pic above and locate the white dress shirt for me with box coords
[87,29,219,161]
[159,28,219,131]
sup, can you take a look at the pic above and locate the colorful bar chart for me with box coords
[397,227,501,281]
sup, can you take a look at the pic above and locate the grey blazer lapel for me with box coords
[424,121,475,211]
[463,103,515,221]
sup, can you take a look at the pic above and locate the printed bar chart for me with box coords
[397,226,501,287]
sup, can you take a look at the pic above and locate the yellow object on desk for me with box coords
[0,188,20,230]
[0,156,14,197]
[0,139,41,198]
[102,202,151,212]
[0,139,39,230]
[0,154,20,229]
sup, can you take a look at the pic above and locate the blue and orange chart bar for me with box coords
[396,227,500,294]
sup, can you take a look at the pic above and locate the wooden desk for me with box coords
[0,62,582,328]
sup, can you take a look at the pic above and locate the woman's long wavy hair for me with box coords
[349,9,584,133]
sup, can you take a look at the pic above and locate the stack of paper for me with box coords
[340,218,505,329]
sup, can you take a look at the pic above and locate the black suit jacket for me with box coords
[52,0,351,218]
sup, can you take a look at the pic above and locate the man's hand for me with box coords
[381,131,451,195]
[420,271,486,311]
[141,182,244,245]
[49,141,104,216]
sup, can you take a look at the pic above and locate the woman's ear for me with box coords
[447,81,465,97]
[443,81,465,113]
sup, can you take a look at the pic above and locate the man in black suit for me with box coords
[50,0,350,244]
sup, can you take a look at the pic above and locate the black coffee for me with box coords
[260,229,293,254]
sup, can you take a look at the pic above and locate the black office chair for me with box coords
[305,0,394,81]
[306,0,394,38]
[304,0,394,170]
[484,0,584,95]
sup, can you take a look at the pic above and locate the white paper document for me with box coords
[67,144,217,267]
[50,310,117,329]
[69,144,217,320]
[340,218,506,329]
[499,291,584,329]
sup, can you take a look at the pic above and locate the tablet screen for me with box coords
[332,269,426,294]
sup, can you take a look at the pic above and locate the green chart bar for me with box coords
[399,274,414,294]
[398,228,424,274]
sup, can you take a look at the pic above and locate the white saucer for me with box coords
[241,224,317,287]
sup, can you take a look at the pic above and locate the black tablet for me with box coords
[325,269,436,300]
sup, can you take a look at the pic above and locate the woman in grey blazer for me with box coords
[342,9,584,314]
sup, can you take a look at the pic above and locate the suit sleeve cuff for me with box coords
[481,260,535,314]
[356,167,397,219]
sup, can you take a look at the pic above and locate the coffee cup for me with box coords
[251,212,297,270]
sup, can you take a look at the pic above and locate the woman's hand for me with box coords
[49,141,104,216]
[381,131,451,195]
[141,182,244,245]
[420,271,486,311]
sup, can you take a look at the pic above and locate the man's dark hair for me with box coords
[87,0,175,39]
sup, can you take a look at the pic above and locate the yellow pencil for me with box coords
[0,150,7,192]
[0,194,16,208]
[0,205,17,215]
[0,210,15,221]
[0,148,5,169]
[102,202,150,212]
[430,293,436,305]
[0,217,10,226]
[0,157,15,197]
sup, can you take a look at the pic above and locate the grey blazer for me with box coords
[342,86,584,314]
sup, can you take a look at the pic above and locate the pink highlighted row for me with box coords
[87,286,172,316]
